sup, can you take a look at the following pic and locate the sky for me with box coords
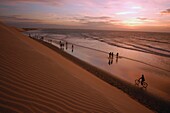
[0,0,170,32]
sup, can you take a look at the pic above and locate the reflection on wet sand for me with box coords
[27,33,170,101]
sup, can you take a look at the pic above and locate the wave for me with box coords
[86,35,170,58]
[136,38,170,44]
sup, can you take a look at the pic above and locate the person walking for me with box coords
[116,53,119,57]
[109,52,111,58]
[72,44,74,52]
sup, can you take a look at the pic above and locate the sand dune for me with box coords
[0,22,153,113]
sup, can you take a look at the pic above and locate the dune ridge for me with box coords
[0,22,153,113]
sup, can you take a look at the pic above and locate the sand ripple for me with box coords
[0,23,119,112]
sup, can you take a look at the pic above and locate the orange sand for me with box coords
[0,22,153,113]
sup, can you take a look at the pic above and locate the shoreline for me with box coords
[35,39,170,113]
[58,39,170,73]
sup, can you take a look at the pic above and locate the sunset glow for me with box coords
[0,0,170,32]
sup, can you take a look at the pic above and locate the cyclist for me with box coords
[139,74,145,85]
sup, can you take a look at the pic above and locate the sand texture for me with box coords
[0,22,153,113]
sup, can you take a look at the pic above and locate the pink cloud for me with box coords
[0,0,64,6]
[0,15,42,23]
[137,17,148,20]
[161,9,170,15]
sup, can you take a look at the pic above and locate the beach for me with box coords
[25,29,170,102]
[37,35,170,113]
[0,22,156,113]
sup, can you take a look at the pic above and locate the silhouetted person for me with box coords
[59,41,62,48]
[41,36,44,41]
[62,43,64,50]
[72,44,74,52]
[109,52,113,58]
[116,53,119,58]
[139,74,145,85]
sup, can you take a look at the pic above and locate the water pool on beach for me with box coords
[25,29,170,101]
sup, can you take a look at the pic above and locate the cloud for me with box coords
[0,0,64,6]
[115,11,137,15]
[0,15,42,23]
[72,16,119,25]
[0,0,142,8]
[83,16,112,20]
[160,9,170,15]
[131,6,142,9]
[0,0,110,7]
[82,21,110,26]
[136,17,156,23]
[78,21,119,30]
[137,17,148,20]
[0,15,120,29]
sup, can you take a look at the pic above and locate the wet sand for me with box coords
[53,36,170,101]
[44,37,170,101]
[38,39,170,113]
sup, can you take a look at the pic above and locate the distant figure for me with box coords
[29,33,31,38]
[62,43,64,50]
[139,74,145,85]
[116,53,119,58]
[59,41,64,50]
[59,41,62,48]
[109,52,111,58]
[72,44,74,52]
[50,39,52,43]
[41,36,44,41]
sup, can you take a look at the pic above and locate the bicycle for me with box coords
[135,79,148,88]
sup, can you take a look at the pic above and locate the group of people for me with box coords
[108,52,119,58]
[59,41,65,50]
[28,33,42,40]
[108,51,146,86]
[108,52,119,65]
[109,52,114,58]
[59,41,74,52]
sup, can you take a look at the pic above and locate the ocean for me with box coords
[25,29,170,101]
